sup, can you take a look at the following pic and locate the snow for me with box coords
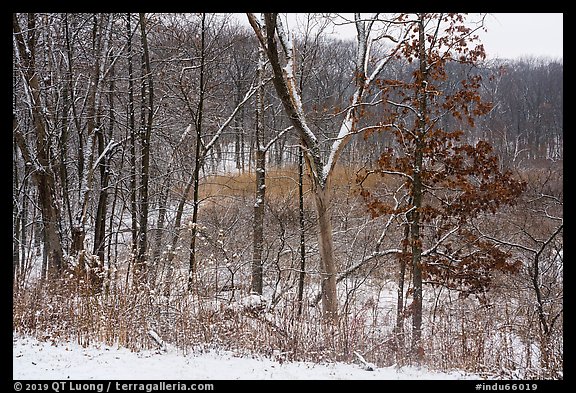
[13,334,480,380]
[323,116,354,181]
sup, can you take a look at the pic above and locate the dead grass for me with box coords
[197,164,393,205]
[12,275,384,365]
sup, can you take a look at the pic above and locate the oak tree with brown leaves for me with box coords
[357,13,527,364]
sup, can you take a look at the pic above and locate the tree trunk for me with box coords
[13,14,65,280]
[38,176,65,279]
[251,149,266,294]
[92,127,108,284]
[150,183,168,284]
[92,67,116,292]
[251,44,266,295]
[394,222,410,363]
[247,12,387,325]
[71,14,110,290]
[188,147,201,290]
[127,12,139,286]
[19,164,31,285]
[134,12,154,287]
[409,14,428,364]
[60,13,75,235]
[13,146,21,288]
[188,13,206,291]
[166,177,194,264]
[409,199,423,363]
[297,148,306,316]
[313,185,338,323]
[234,94,245,172]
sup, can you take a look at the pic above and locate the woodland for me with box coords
[12,13,563,379]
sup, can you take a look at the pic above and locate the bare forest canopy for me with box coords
[13,13,562,379]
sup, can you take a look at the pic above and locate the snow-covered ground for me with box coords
[13,334,480,380]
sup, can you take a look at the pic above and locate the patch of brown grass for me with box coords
[198,164,393,204]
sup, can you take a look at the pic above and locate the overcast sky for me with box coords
[243,13,563,61]
[478,13,563,60]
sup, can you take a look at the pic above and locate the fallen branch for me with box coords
[354,351,375,371]
[148,330,167,352]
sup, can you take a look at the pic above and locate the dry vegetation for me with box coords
[12,12,562,380]
[13,163,562,379]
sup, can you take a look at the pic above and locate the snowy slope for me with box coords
[13,335,479,380]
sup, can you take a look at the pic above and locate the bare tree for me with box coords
[251,44,292,294]
[145,14,264,291]
[475,164,563,375]
[247,12,405,324]
[132,12,155,287]
[13,13,65,280]
[251,44,267,295]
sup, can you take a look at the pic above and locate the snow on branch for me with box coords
[422,225,461,257]
[203,76,272,154]
[386,99,420,116]
[475,221,563,256]
[91,138,125,172]
[251,13,324,185]
[354,351,376,371]
[246,13,266,49]
[311,248,402,306]
[274,15,319,152]
[340,249,403,280]
[251,13,405,188]
[148,330,167,352]
[323,115,354,181]
[13,126,41,174]
[323,17,395,182]
[264,125,293,152]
